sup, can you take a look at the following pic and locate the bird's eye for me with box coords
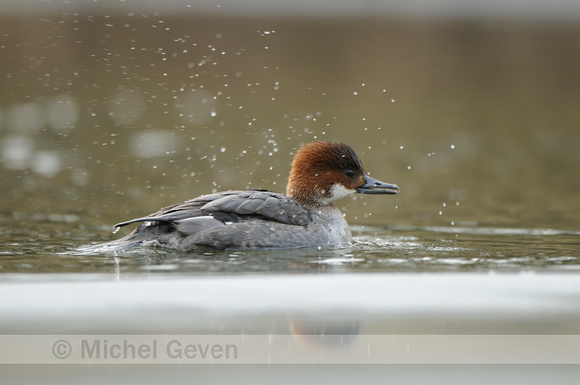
[344,170,356,178]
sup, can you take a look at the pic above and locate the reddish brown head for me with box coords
[286,142,399,207]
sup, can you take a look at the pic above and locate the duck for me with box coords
[102,141,399,251]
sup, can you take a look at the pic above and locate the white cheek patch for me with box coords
[320,183,356,204]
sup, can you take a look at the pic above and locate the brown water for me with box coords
[1,14,579,274]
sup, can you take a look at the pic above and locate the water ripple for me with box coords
[391,225,580,236]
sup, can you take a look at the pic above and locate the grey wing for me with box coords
[112,192,226,229]
[113,190,311,230]
[112,201,206,230]
[200,191,311,226]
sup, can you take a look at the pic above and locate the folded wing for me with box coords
[113,190,311,235]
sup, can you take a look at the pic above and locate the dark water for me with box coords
[1,210,579,274]
[1,14,580,275]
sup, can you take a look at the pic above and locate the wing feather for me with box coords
[114,190,311,230]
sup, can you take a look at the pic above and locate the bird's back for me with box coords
[99,190,349,251]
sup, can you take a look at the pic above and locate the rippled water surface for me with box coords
[1,211,578,276]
